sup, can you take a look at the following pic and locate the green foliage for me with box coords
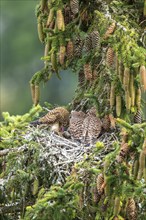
[0,105,42,149]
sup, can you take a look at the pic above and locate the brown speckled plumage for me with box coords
[39,107,69,127]
[102,115,111,131]
[69,111,86,141]
[82,107,102,144]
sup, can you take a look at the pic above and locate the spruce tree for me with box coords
[0,0,146,219]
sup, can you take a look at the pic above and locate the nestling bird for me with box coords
[31,107,69,134]
[82,107,102,145]
[69,110,86,141]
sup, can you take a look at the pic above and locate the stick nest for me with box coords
[22,126,119,184]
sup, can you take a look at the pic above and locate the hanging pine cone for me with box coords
[37,17,44,43]
[51,51,58,72]
[64,5,72,25]
[84,34,92,53]
[59,45,66,65]
[134,109,142,124]
[34,85,40,106]
[92,69,98,80]
[104,22,116,39]
[44,41,51,68]
[135,87,141,110]
[56,9,65,31]
[30,83,35,104]
[46,8,54,27]
[66,40,74,59]
[49,20,55,29]
[96,173,104,195]
[130,74,135,107]
[92,186,101,204]
[84,63,92,80]
[113,217,120,220]
[110,84,115,109]
[70,0,79,15]
[125,91,131,111]
[123,67,130,91]
[91,30,100,49]
[140,65,146,91]
[126,198,137,220]
[106,47,115,68]
[74,38,83,57]
[40,0,48,12]
[142,138,146,155]
[78,70,85,86]
[113,197,121,217]
[118,60,124,83]
[102,115,111,131]
[137,150,145,180]
[116,95,122,117]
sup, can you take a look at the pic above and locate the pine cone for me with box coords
[34,85,40,106]
[126,198,137,220]
[74,38,83,57]
[92,69,98,80]
[59,45,66,65]
[84,34,92,53]
[106,47,115,68]
[84,63,92,80]
[92,186,101,204]
[64,5,72,25]
[123,67,130,90]
[66,40,74,59]
[78,70,85,86]
[134,109,142,124]
[70,0,79,15]
[135,88,141,110]
[140,65,146,91]
[96,173,104,195]
[51,51,57,72]
[116,95,122,117]
[104,22,116,39]
[91,30,100,49]
[56,9,65,31]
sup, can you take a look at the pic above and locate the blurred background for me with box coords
[0,0,78,120]
[0,1,146,120]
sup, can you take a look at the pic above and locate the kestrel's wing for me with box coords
[88,117,102,139]
[39,112,59,124]
[69,117,78,135]
[82,116,90,143]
